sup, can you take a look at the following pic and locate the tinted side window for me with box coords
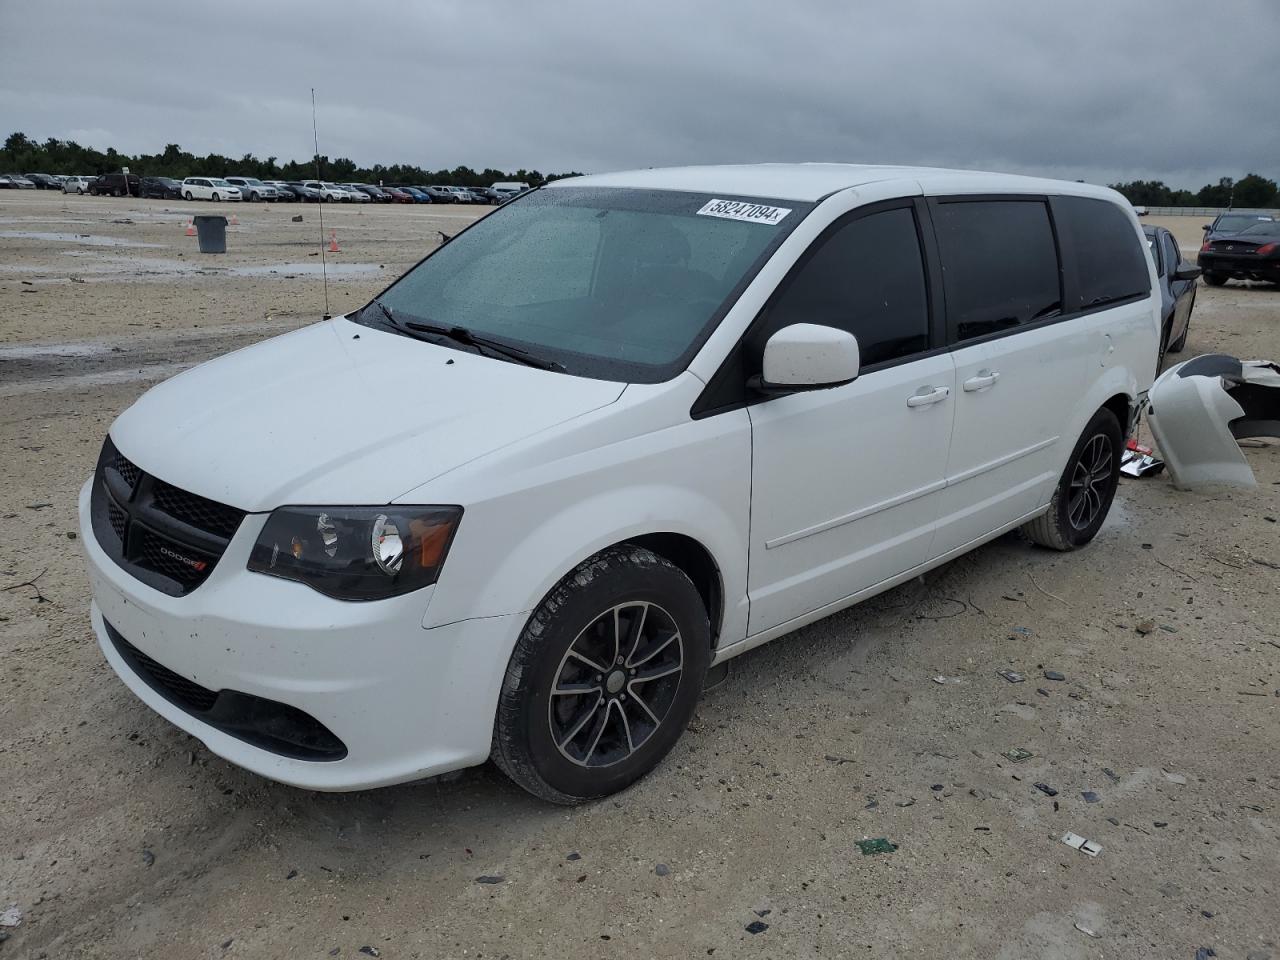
[932,200,1061,342]
[1161,232,1180,271]
[1054,196,1150,309]
[761,207,929,367]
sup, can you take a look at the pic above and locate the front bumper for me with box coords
[79,480,522,790]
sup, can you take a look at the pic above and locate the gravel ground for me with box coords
[0,194,1277,960]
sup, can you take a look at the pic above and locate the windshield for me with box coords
[211,179,232,187]
[1215,213,1274,233]
[361,187,809,382]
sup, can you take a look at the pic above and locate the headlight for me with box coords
[247,506,462,601]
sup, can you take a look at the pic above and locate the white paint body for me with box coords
[181,178,242,202]
[81,163,1158,790]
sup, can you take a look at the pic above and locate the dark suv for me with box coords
[89,173,141,197]
[139,177,184,200]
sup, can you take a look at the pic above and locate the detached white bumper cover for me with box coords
[1147,355,1280,490]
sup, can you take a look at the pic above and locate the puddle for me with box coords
[227,262,384,278]
[0,230,163,248]
[0,342,110,361]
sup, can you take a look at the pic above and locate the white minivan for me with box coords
[81,164,1158,802]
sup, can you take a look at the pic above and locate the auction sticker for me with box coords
[696,199,791,225]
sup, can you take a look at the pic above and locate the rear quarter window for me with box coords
[1053,196,1150,309]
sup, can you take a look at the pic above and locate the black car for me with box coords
[1145,225,1200,364]
[89,173,141,197]
[24,173,61,190]
[354,184,391,202]
[1197,220,1280,287]
[139,176,184,200]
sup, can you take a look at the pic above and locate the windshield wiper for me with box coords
[364,297,397,327]
[403,320,564,371]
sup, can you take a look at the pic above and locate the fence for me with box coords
[1140,206,1278,217]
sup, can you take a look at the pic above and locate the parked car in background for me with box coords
[302,181,347,202]
[263,180,298,201]
[61,175,96,194]
[24,173,62,190]
[139,176,185,200]
[1197,220,1280,287]
[340,184,371,203]
[399,186,432,203]
[90,173,140,197]
[489,181,529,201]
[0,175,14,189]
[281,182,320,202]
[382,186,414,204]
[354,185,391,202]
[423,185,456,203]
[181,177,242,201]
[1145,224,1200,364]
[81,164,1156,802]
[1201,211,1274,246]
[4,173,37,189]
[225,177,279,202]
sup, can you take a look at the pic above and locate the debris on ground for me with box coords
[1061,832,1102,857]
[997,669,1026,683]
[1194,948,1217,960]
[1043,669,1066,681]
[1002,747,1035,763]
[1074,922,1100,938]
[359,947,380,957]
[1164,771,1188,785]
[1081,791,1101,803]
[1102,768,1121,783]
[932,675,964,684]
[475,875,505,884]
[0,904,22,928]
[1034,782,1059,797]
[142,848,155,867]
[745,921,769,934]
[855,838,898,856]
[655,863,671,877]
[1121,438,1165,477]
[1136,620,1156,635]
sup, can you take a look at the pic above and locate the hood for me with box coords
[110,317,625,511]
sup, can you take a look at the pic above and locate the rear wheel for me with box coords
[1203,272,1228,287]
[211,192,220,202]
[492,545,710,803]
[1021,407,1122,551]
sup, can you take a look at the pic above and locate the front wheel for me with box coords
[1203,272,1228,287]
[1021,407,1122,551]
[492,545,710,804]
[211,192,220,202]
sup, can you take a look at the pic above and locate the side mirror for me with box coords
[756,323,860,394]
[1202,224,1211,231]
[1173,263,1202,281]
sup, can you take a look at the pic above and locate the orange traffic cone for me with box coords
[184,219,195,237]
[328,229,340,253]
[228,214,239,226]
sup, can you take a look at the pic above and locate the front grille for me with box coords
[104,620,347,762]
[90,436,247,597]
[152,480,244,539]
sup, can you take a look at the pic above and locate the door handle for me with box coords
[906,385,951,407]
[962,370,1001,392]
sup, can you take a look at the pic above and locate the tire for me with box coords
[1020,407,1122,551]
[249,191,259,202]
[112,188,121,197]
[211,192,220,202]
[1203,272,1228,287]
[184,191,193,201]
[76,187,84,195]
[492,545,711,804]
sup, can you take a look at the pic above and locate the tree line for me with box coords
[1108,173,1278,209]
[5,131,1277,207]
[1,132,581,189]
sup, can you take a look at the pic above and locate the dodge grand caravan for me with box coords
[81,164,1158,802]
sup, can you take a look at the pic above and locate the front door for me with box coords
[746,201,954,636]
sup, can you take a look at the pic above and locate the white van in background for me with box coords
[82,164,1157,803]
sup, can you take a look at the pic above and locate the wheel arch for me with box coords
[619,532,724,648]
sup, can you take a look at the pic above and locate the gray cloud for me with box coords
[2,0,1277,188]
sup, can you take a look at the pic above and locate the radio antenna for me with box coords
[311,87,331,319]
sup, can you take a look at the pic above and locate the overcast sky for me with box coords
[2,0,1277,189]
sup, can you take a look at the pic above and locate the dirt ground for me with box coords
[1,192,1277,960]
